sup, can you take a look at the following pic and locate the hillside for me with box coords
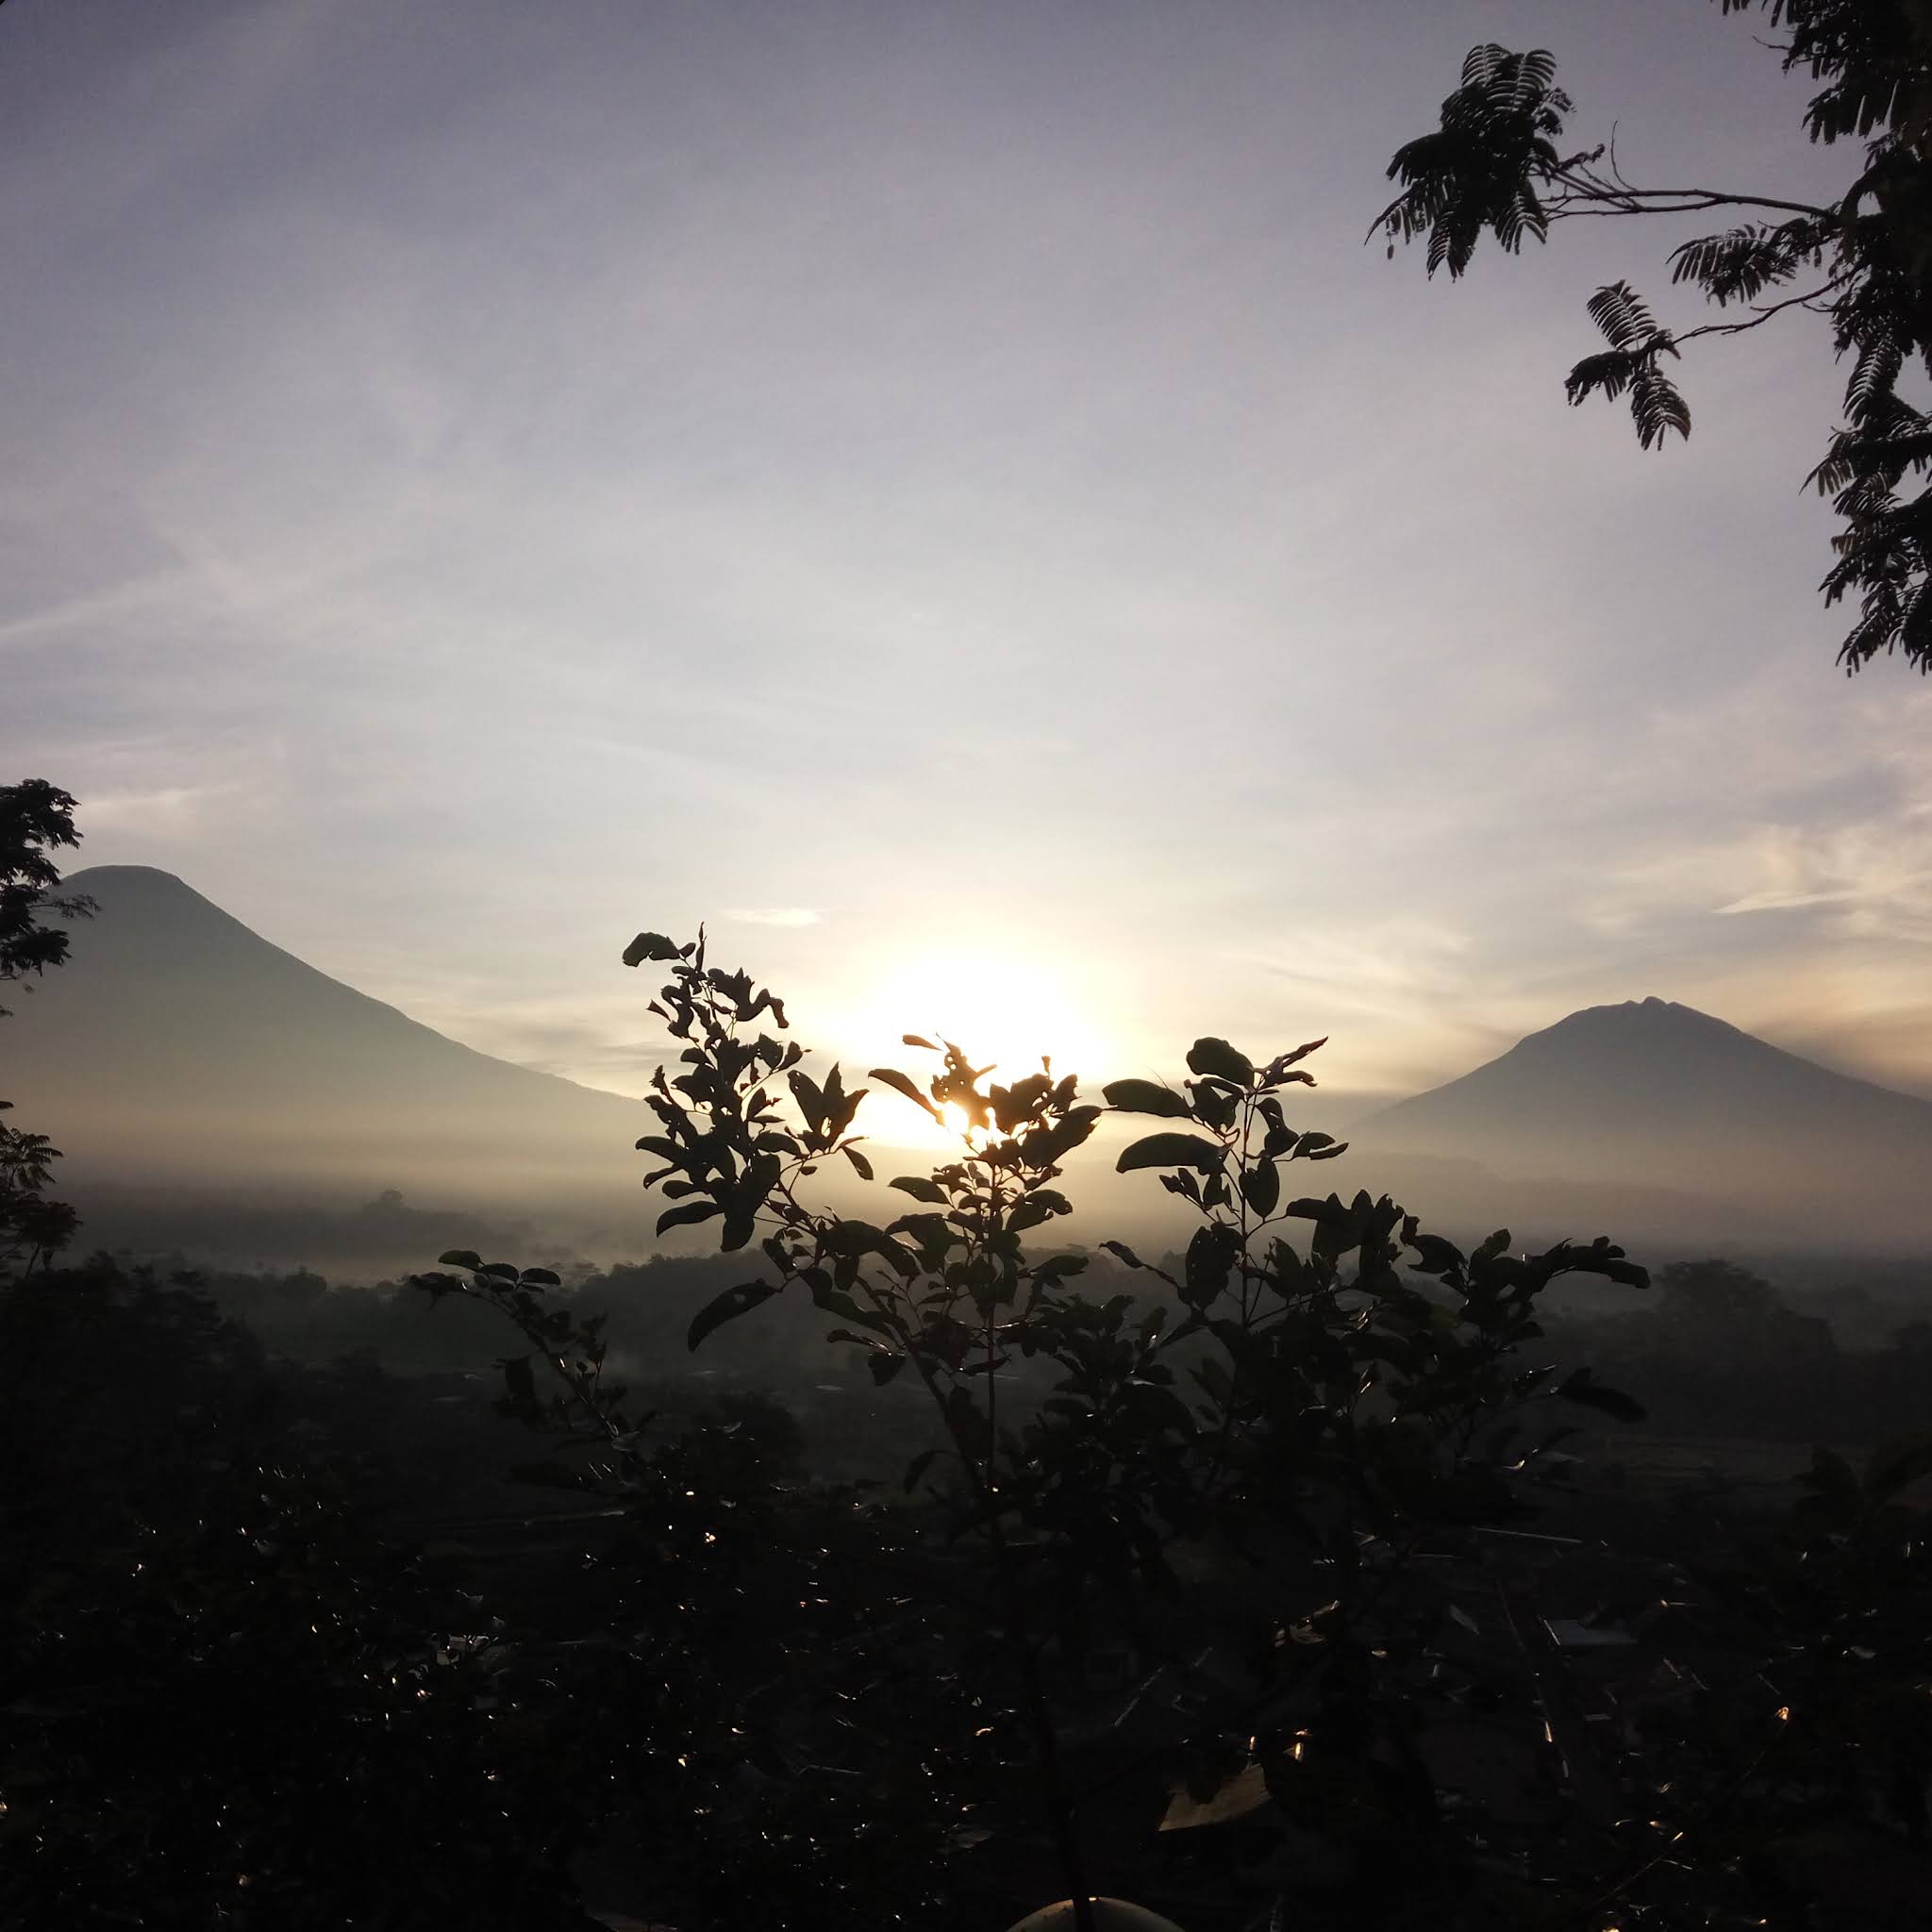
[1357,997,1932,1249]
[10,880,1930,1266]
[3,866,653,1263]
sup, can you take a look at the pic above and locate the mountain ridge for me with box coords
[10,869,1930,1258]
[1361,992,1932,1248]
[45,864,628,1104]
[7,864,646,1211]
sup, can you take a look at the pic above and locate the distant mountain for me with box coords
[1358,997,1932,1250]
[4,866,653,1261]
[12,879,1929,1266]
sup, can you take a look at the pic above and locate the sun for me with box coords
[839,948,1113,1144]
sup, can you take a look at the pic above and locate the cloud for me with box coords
[79,785,237,840]
[5,0,1931,1133]
[724,907,823,928]
[1595,806,1932,949]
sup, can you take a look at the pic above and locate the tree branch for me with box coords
[1546,179,1838,222]
[1674,274,1854,343]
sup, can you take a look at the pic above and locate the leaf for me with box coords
[869,1066,941,1119]
[890,1174,948,1204]
[687,1279,781,1352]
[1670,219,1820,305]
[657,1200,724,1236]
[1008,1188,1072,1232]
[787,1068,825,1132]
[826,1218,899,1260]
[902,1034,937,1050]
[1241,1158,1280,1217]
[1264,1038,1327,1078]
[1556,1368,1645,1423]
[518,1267,561,1288]
[1407,1232,1465,1275]
[1101,1078,1191,1118]
[1585,279,1660,352]
[1564,347,1639,406]
[1628,361,1691,450]
[1100,1240,1143,1268]
[903,1447,941,1492]
[1116,1132,1224,1175]
[438,1249,482,1270]
[480,1261,521,1281]
[622,931,682,967]
[1187,1038,1253,1083]
[1184,1224,1240,1305]
[1033,1252,1087,1290]
[1564,1237,1649,1291]
[841,1143,874,1181]
[1191,1356,1235,1407]
[869,1352,908,1387]
[1862,1427,1932,1502]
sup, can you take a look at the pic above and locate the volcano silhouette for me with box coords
[1362,996,1932,1244]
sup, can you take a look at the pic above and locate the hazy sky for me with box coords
[8,0,1930,1108]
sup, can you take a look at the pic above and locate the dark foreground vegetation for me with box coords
[17,16,1932,1900]
[5,908,1926,1929]
[11,5,1932,1924]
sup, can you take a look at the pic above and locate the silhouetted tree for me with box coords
[422,928,1659,1930]
[1378,8,1932,672]
[0,779,92,1276]
[0,1259,596,1929]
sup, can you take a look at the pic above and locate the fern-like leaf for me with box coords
[1586,281,1661,352]
[1845,329,1903,427]
[1898,575,1932,666]
[1564,348,1638,407]
[1669,219,1824,305]
[1629,363,1692,450]
[1378,45,1569,279]
[1459,42,1510,90]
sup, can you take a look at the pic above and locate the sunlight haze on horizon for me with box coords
[7,0,1932,1108]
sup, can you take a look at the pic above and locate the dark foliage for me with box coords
[0,1260,595,1929]
[416,931,1679,1927]
[0,778,92,1275]
[0,777,92,1000]
[1378,4,1932,672]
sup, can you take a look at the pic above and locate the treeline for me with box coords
[119,1246,839,1377]
[1552,1257,1932,1444]
[143,1237,1932,1454]
[1,1254,940,1927]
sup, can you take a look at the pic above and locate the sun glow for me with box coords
[836,948,1114,1148]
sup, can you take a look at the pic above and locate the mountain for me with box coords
[11,877,1929,1267]
[1358,997,1932,1250]
[3,866,655,1266]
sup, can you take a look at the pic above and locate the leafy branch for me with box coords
[1377,13,1932,671]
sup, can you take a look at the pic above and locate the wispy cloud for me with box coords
[5,0,1930,1122]
[81,784,240,840]
[724,907,823,928]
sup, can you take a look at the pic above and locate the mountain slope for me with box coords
[4,866,644,1209]
[1362,997,1932,1244]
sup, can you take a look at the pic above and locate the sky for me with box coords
[7,0,1931,1112]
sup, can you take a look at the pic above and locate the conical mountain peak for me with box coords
[8,865,641,1205]
[1366,996,1932,1241]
